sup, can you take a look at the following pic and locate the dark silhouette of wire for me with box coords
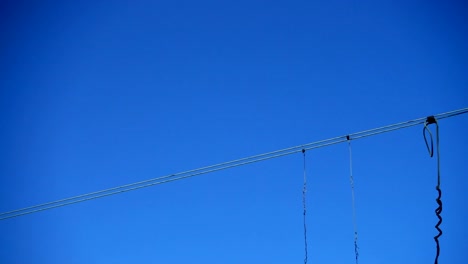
[434,188,442,264]
[0,108,466,220]
[302,149,308,264]
[347,137,359,264]
[423,116,442,264]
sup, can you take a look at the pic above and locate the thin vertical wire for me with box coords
[302,149,308,264]
[434,122,442,264]
[423,118,443,264]
[348,139,359,264]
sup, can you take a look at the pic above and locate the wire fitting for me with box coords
[426,116,437,125]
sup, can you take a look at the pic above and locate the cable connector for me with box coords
[426,116,436,125]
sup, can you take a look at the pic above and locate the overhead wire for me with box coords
[0,108,467,220]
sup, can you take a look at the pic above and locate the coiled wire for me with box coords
[423,116,442,264]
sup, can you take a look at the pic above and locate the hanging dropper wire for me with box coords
[347,136,359,264]
[423,116,442,264]
[302,149,308,264]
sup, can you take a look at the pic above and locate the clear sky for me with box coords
[1,0,467,263]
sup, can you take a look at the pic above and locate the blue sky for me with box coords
[0,0,467,263]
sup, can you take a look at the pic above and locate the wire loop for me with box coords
[423,121,434,157]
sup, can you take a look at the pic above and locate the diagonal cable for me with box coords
[0,108,467,220]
